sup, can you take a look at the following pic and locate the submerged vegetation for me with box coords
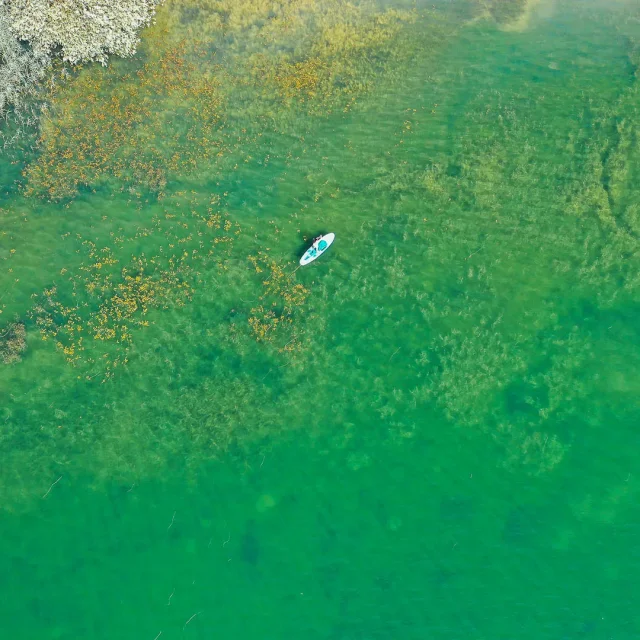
[246,253,309,351]
[27,191,239,381]
[0,321,26,364]
[31,251,194,378]
[250,4,417,114]
[1,0,640,512]
[480,0,529,24]
[24,39,227,200]
[22,0,424,200]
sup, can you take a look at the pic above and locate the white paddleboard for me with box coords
[300,233,335,266]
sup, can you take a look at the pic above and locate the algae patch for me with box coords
[0,321,27,365]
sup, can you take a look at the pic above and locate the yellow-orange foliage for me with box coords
[247,252,309,351]
[24,39,226,200]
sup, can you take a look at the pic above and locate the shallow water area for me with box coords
[1,0,640,638]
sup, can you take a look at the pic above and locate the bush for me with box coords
[5,0,162,65]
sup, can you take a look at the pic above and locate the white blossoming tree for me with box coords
[1,0,162,143]
[4,0,162,64]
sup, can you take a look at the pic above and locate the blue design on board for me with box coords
[318,240,327,250]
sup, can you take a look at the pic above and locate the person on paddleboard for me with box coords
[311,235,322,251]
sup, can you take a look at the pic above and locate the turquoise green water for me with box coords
[2,1,640,637]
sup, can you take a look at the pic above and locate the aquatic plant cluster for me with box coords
[476,0,529,25]
[246,252,309,351]
[21,0,422,201]
[0,321,26,364]
[24,39,227,200]
[1,0,640,517]
[249,4,417,114]
[31,252,193,378]
[345,13,640,474]
[26,191,239,382]
[0,0,435,506]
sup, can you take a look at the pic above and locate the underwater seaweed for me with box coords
[246,252,309,352]
[0,320,27,364]
[23,39,227,200]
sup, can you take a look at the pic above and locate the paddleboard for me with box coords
[299,233,335,266]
